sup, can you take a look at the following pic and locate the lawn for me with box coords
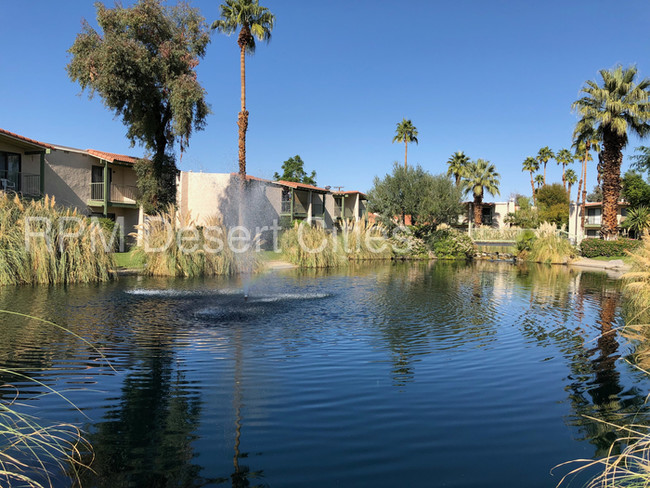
[113,250,146,269]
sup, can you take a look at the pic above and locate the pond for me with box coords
[0,261,648,487]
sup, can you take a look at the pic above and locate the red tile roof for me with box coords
[0,128,54,150]
[86,149,140,164]
[276,180,330,193]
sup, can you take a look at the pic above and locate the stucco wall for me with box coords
[44,149,93,210]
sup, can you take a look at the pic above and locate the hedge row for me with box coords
[579,238,642,258]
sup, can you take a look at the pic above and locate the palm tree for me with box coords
[534,174,545,189]
[573,65,650,239]
[212,0,275,179]
[622,206,650,238]
[462,159,500,226]
[556,148,574,190]
[446,151,470,187]
[522,156,540,202]
[392,119,418,169]
[565,168,578,201]
[536,146,555,185]
[572,126,601,234]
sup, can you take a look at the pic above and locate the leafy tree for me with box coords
[565,168,578,201]
[367,163,462,226]
[522,156,540,202]
[536,183,569,227]
[462,159,500,225]
[446,151,470,187]
[536,146,555,185]
[587,185,603,202]
[213,0,275,180]
[273,155,316,185]
[418,175,464,226]
[392,119,418,169]
[622,206,650,237]
[622,171,650,208]
[556,148,574,190]
[67,0,211,213]
[573,65,650,239]
[504,196,540,228]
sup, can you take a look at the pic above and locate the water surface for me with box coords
[0,261,647,487]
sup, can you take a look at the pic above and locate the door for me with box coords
[0,152,21,191]
[91,165,111,201]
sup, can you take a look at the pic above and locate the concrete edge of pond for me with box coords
[568,258,631,279]
[264,260,299,270]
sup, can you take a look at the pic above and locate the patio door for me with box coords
[91,165,111,201]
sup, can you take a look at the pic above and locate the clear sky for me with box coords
[2,0,650,200]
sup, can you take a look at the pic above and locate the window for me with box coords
[586,207,601,225]
[0,151,21,191]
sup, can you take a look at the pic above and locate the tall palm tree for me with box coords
[446,151,470,187]
[565,168,578,201]
[573,65,650,239]
[522,156,540,202]
[537,146,555,185]
[572,128,601,233]
[556,148,574,190]
[213,0,275,179]
[534,174,545,189]
[462,159,500,226]
[392,119,418,169]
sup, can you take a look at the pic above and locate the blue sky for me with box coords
[2,0,650,199]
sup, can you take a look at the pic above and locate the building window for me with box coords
[0,151,21,191]
[586,207,601,225]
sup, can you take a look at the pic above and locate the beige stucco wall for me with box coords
[44,148,94,210]
[177,172,283,231]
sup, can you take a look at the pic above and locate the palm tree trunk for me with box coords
[473,195,482,226]
[543,162,547,185]
[601,131,624,239]
[580,152,588,233]
[238,44,248,179]
[562,166,566,190]
[568,182,573,201]
[404,138,408,169]
[530,172,536,204]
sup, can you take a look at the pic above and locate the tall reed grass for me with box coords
[0,194,114,285]
[280,220,393,268]
[528,222,576,264]
[133,207,258,277]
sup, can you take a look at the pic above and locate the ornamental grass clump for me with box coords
[280,222,344,268]
[338,219,393,262]
[527,222,576,264]
[133,207,256,277]
[0,194,114,285]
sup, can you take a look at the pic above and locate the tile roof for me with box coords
[333,190,367,198]
[86,149,140,164]
[275,180,330,193]
[0,128,54,150]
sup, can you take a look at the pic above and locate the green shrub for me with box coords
[516,229,536,253]
[579,238,642,258]
[427,228,474,259]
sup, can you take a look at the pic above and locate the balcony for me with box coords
[585,215,601,226]
[90,182,139,206]
[0,172,41,198]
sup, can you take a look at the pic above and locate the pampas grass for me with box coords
[0,194,114,285]
[280,220,393,268]
[528,222,576,264]
[133,207,258,277]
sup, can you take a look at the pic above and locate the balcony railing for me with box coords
[90,182,139,204]
[0,172,40,197]
[586,215,601,225]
